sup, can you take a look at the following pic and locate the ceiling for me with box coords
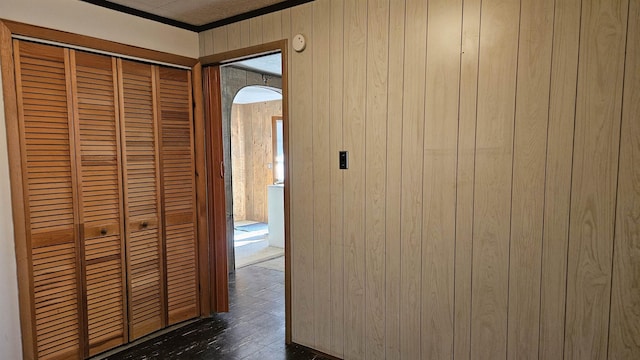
[80,0,312,32]
[229,53,282,103]
[232,53,282,76]
[233,86,282,104]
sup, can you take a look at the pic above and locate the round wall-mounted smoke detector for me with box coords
[293,34,306,52]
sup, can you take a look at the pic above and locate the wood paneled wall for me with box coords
[200,0,640,358]
[230,100,282,223]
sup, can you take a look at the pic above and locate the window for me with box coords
[272,116,284,183]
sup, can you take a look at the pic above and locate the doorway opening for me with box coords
[217,52,285,274]
[203,41,291,343]
[229,84,284,269]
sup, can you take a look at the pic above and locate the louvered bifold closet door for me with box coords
[157,67,199,324]
[13,41,84,359]
[70,50,127,356]
[117,59,165,339]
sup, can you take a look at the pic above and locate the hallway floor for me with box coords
[101,257,328,360]
[234,221,284,269]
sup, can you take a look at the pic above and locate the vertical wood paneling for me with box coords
[400,0,427,357]
[226,22,242,51]
[199,33,206,59]
[240,19,251,48]
[506,0,554,357]
[196,1,640,359]
[565,0,629,357]
[202,30,214,58]
[281,8,291,62]
[312,0,332,353]
[539,0,581,357]
[385,0,405,357]
[231,101,282,223]
[609,0,640,357]
[250,17,264,46]
[422,0,462,358]
[263,11,283,43]
[289,2,315,347]
[212,28,228,54]
[471,0,520,358]
[242,104,255,220]
[364,0,388,359]
[231,106,246,220]
[343,0,367,357]
[328,0,345,356]
[250,102,266,222]
[455,0,481,357]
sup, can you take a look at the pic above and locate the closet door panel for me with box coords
[71,50,127,355]
[14,41,83,360]
[157,67,198,324]
[118,60,165,339]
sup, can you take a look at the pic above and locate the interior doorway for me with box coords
[217,52,284,273]
[229,84,284,269]
[202,41,291,343]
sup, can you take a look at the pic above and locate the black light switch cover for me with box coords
[339,151,348,169]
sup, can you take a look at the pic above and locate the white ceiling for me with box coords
[229,53,283,104]
[233,53,282,76]
[103,0,287,27]
[233,86,282,104]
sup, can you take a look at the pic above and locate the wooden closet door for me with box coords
[70,50,127,355]
[13,41,84,359]
[157,67,199,324]
[118,59,165,339]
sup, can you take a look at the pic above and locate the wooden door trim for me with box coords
[193,64,212,316]
[1,24,36,359]
[200,40,286,66]
[200,39,291,343]
[66,48,89,359]
[203,66,229,312]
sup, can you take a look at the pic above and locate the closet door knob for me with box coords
[141,221,148,229]
[100,228,107,236]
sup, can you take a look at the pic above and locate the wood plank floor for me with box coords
[101,258,328,359]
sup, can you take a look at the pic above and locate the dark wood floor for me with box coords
[103,259,329,360]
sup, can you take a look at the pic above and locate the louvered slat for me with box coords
[119,60,164,339]
[71,51,126,356]
[158,67,198,325]
[15,40,82,360]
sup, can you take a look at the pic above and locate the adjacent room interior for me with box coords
[221,54,285,270]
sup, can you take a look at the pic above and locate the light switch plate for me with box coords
[339,151,348,169]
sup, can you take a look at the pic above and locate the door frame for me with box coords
[202,66,229,313]
[200,39,291,343]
